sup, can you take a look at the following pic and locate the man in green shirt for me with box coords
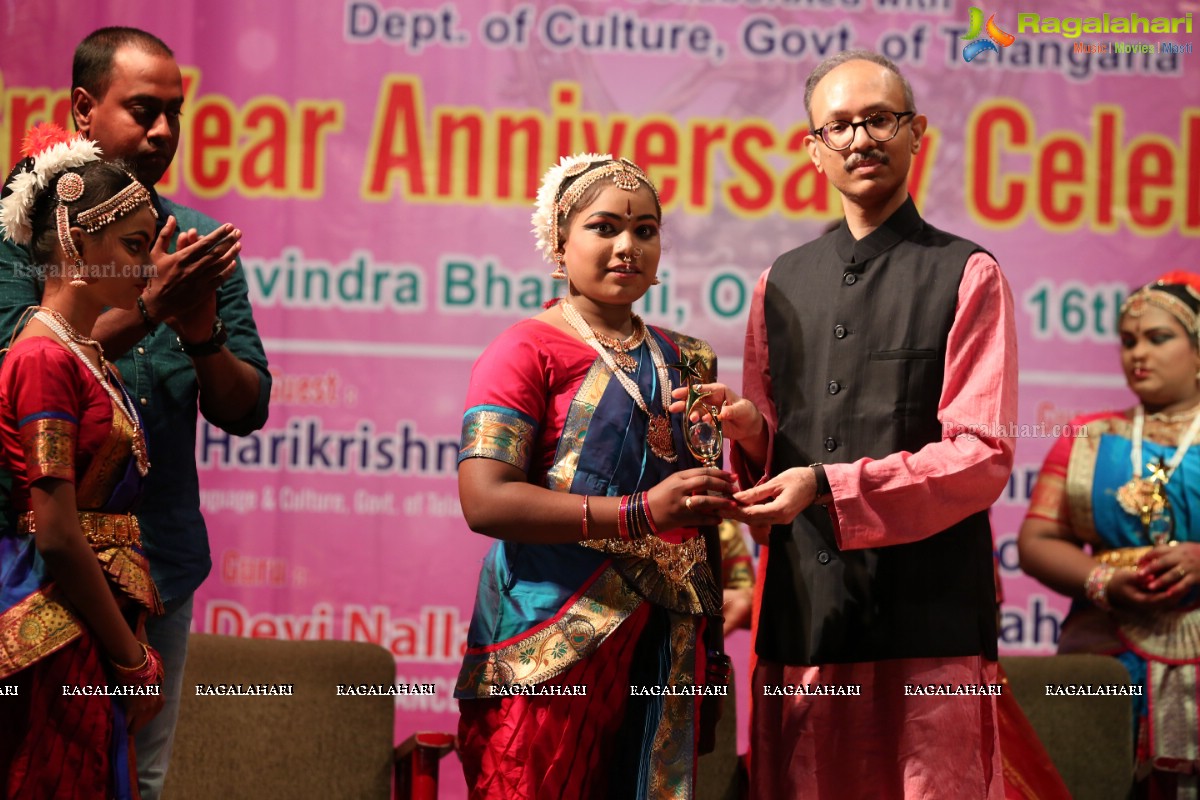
[0,27,270,799]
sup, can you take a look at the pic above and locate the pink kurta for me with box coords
[736,252,1017,799]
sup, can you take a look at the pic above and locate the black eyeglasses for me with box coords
[810,110,916,151]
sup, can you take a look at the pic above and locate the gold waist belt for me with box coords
[1096,546,1153,569]
[20,511,142,548]
[581,534,707,585]
[582,533,722,616]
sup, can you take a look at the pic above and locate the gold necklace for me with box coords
[37,306,105,365]
[1115,404,1200,540]
[33,309,150,477]
[1148,399,1200,424]
[560,300,677,462]
[592,323,646,372]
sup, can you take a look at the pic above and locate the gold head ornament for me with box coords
[531,154,660,267]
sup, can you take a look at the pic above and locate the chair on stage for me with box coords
[172,636,1139,798]
[166,633,398,799]
[1001,654,1136,800]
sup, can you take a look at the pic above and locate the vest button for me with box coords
[817,550,831,565]
[843,272,857,286]
[824,437,837,452]
[828,381,841,395]
[834,324,846,339]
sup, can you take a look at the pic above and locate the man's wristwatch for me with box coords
[136,296,158,333]
[180,317,228,357]
[809,463,833,506]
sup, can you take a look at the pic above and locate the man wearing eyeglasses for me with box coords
[728,50,1017,798]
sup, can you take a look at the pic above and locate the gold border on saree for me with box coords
[582,534,707,587]
[20,510,142,548]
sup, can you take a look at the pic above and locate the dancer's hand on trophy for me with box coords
[1138,542,1200,598]
[1106,566,1187,612]
[668,383,764,443]
[646,467,739,529]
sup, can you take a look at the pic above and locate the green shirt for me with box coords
[0,192,271,605]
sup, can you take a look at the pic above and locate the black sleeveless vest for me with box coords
[759,198,999,665]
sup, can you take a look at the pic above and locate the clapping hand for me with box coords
[146,217,241,338]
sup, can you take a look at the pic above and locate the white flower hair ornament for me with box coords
[532,152,610,265]
[0,123,103,245]
[531,153,659,268]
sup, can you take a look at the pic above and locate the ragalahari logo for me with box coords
[961,7,1016,62]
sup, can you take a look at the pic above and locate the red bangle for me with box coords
[581,495,590,541]
[617,495,631,541]
[642,492,660,535]
[632,492,647,540]
[111,642,164,688]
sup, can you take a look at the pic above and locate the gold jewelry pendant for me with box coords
[647,414,677,462]
[131,429,151,476]
[1116,477,1162,519]
[611,350,637,372]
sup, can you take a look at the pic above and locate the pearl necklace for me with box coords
[559,300,677,462]
[1115,403,1200,540]
[33,309,150,477]
[37,306,104,360]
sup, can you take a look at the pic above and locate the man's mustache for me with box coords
[844,149,890,171]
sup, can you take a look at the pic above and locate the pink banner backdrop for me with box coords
[3,1,1197,794]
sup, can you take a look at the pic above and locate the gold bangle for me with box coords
[581,495,591,541]
[112,641,150,673]
[1084,565,1116,611]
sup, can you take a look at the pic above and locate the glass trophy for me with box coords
[1141,459,1175,545]
[671,355,723,469]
